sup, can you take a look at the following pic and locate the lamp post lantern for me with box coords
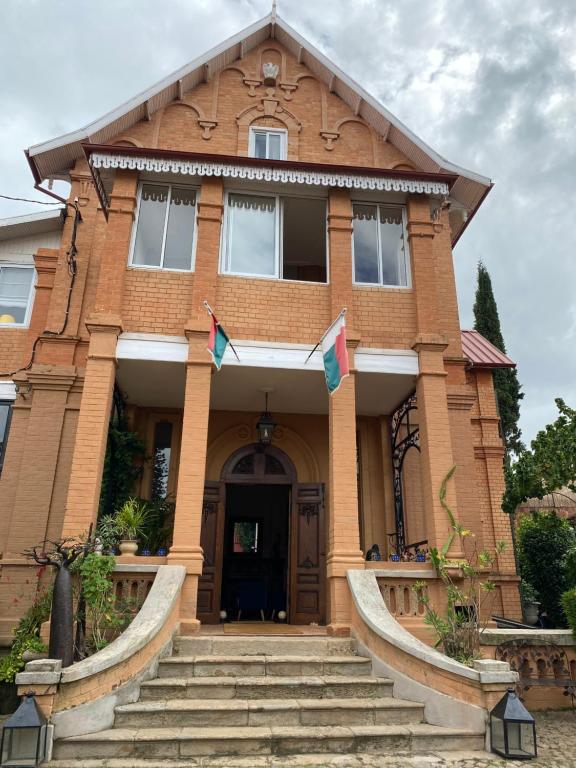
[0,693,48,767]
[490,687,537,760]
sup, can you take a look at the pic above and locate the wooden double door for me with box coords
[197,445,325,625]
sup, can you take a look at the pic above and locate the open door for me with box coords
[197,481,225,623]
[290,483,325,625]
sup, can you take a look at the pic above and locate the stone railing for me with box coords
[348,570,518,737]
[112,563,157,615]
[16,565,186,744]
[480,628,576,710]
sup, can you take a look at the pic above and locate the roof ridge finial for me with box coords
[271,0,277,22]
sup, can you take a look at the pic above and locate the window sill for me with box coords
[127,265,195,274]
[353,282,412,291]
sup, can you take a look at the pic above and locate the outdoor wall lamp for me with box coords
[490,687,537,760]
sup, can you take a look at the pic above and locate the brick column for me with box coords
[61,322,120,538]
[326,189,364,634]
[167,320,212,633]
[407,197,462,558]
[189,178,224,320]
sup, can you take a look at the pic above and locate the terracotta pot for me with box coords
[119,540,139,556]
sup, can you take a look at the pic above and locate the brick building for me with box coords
[0,9,521,645]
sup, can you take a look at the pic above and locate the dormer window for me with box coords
[249,127,287,161]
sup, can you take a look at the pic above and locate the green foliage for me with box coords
[561,588,576,636]
[414,467,504,666]
[503,399,576,514]
[517,511,575,627]
[566,547,576,589]
[0,590,51,683]
[99,389,146,519]
[519,579,540,605]
[77,554,125,652]
[473,261,524,456]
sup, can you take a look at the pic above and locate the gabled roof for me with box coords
[26,12,491,243]
[461,329,515,369]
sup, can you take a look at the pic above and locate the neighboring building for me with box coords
[516,488,576,523]
[0,10,520,645]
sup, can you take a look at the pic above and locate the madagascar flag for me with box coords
[321,312,349,394]
[207,314,229,370]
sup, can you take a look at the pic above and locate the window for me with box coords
[352,204,410,287]
[233,521,260,554]
[131,183,197,270]
[0,401,12,474]
[223,192,327,282]
[249,127,287,160]
[0,266,35,326]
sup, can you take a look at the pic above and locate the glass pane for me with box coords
[353,204,379,283]
[282,197,326,282]
[254,132,267,159]
[268,133,282,160]
[491,717,505,754]
[152,421,172,500]
[132,184,168,267]
[227,194,276,276]
[0,267,33,323]
[163,187,196,270]
[379,206,408,286]
[0,402,11,472]
[233,521,259,553]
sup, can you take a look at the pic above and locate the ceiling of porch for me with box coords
[116,358,416,416]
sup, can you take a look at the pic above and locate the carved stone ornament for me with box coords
[262,62,280,86]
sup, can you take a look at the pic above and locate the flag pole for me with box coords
[203,300,241,363]
[304,307,347,365]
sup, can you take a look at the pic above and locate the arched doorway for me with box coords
[198,444,325,625]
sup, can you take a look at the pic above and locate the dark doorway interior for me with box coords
[221,483,290,620]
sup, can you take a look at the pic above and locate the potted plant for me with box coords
[114,498,150,556]
[519,580,540,626]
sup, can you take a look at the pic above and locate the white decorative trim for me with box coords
[91,153,450,196]
[0,381,17,401]
[117,332,419,376]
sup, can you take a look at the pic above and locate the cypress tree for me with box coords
[473,261,524,456]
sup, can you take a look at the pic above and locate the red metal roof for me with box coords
[460,330,516,369]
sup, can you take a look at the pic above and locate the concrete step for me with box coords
[139,675,394,701]
[157,655,372,678]
[115,697,424,728]
[52,724,485,760]
[173,635,357,658]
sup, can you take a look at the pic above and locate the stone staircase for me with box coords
[47,635,485,766]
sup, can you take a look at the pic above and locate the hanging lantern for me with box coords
[490,687,537,760]
[1,693,48,767]
[257,391,277,446]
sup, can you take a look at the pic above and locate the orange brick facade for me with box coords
[0,34,520,643]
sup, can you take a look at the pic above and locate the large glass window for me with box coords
[0,401,13,474]
[249,127,286,160]
[0,266,35,326]
[223,193,327,282]
[352,204,409,287]
[131,184,197,270]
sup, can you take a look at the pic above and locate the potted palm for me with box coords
[114,498,150,556]
[519,580,540,626]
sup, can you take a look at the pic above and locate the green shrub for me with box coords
[561,588,576,636]
[0,590,51,683]
[566,547,576,589]
[517,511,576,626]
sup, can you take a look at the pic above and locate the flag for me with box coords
[207,314,229,370]
[321,311,349,394]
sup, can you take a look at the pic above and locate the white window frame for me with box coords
[249,127,288,161]
[0,263,36,328]
[128,182,199,272]
[220,189,329,284]
[351,202,412,289]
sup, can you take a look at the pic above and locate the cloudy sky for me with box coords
[1,0,575,444]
